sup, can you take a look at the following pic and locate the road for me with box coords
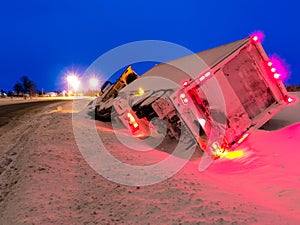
[0,100,65,127]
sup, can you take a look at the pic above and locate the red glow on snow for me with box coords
[237,133,250,144]
[250,31,265,43]
[219,150,245,160]
[268,55,290,82]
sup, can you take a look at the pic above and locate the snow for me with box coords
[0,93,299,224]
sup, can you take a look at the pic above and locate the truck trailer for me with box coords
[95,35,293,159]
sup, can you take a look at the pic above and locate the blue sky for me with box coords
[0,0,299,92]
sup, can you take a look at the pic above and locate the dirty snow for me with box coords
[0,93,299,224]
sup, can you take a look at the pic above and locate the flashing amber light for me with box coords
[138,87,145,96]
[134,87,145,96]
[237,133,249,144]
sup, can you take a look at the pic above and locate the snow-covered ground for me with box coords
[0,96,91,106]
[0,93,299,224]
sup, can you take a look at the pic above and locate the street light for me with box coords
[67,73,80,96]
[89,77,99,90]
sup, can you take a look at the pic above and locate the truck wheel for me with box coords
[95,107,101,120]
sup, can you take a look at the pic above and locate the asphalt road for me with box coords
[0,100,65,127]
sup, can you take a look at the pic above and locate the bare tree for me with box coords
[15,76,37,96]
[13,82,24,96]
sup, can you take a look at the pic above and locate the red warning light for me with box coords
[250,31,265,43]
[287,97,293,103]
[252,36,259,42]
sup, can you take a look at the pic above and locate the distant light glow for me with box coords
[138,87,145,96]
[67,74,80,92]
[89,77,99,89]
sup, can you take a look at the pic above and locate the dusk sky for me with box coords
[0,0,299,92]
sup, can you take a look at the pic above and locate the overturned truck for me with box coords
[95,35,293,159]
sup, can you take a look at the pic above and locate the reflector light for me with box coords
[271,68,276,73]
[267,62,273,67]
[204,71,211,77]
[287,97,293,103]
[199,76,205,81]
[182,80,189,87]
[237,133,249,144]
[198,118,206,128]
[179,93,188,105]
[274,73,281,79]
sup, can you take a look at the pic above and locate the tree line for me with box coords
[13,76,37,96]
